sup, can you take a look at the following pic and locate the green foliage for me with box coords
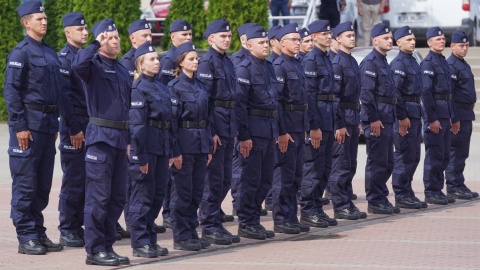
[206,0,269,52]
[162,0,207,50]
[43,0,73,52]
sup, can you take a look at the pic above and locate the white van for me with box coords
[382,0,473,44]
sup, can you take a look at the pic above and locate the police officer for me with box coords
[328,29,339,61]
[445,31,479,200]
[235,26,277,240]
[231,22,257,66]
[5,0,63,255]
[120,19,152,79]
[420,27,458,205]
[272,23,310,234]
[57,12,89,248]
[330,21,367,220]
[390,26,426,209]
[197,19,239,245]
[158,20,192,228]
[169,41,213,251]
[295,27,312,62]
[128,42,171,258]
[72,18,131,266]
[299,19,337,228]
[360,23,400,215]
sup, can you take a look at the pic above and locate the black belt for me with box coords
[213,100,236,109]
[248,108,277,118]
[24,103,57,113]
[89,117,129,130]
[147,119,170,129]
[375,96,397,104]
[180,120,206,129]
[339,102,361,110]
[455,102,475,110]
[433,94,452,100]
[402,95,421,103]
[74,106,88,116]
[282,103,308,111]
[316,94,335,101]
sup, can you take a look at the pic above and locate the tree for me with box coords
[162,0,207,50]
[43,0,73,52]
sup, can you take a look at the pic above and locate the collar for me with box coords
[26,35,43,47]
[372,48,387,60]
[179,71,195,83]
[280,52,295,61]
[99,54,117,68]
[337,49,350,58]
[428,50,445,59]
[66,42,80,54]
[313,46,327,57]
[249,53,265,65]
[398,50,414,59]
[140,73,155,82]
[209,46,226,58]
[451,52,465,62]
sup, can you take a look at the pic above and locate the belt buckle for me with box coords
[272,111,278,118]
[199,120,206,128]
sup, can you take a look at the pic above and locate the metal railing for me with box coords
[268,0,317,28]
[145,17,166,38]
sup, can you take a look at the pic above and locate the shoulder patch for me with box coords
[198,73,213,79]
[334,74,342,80]
[86,154,98,161]
[237,77,250,84]
[394,70,405,76]
[171,98,178,105]
[276,76,285,83]
[365,70,376,77]
[8,61,23,68]
[131,101,144,108]
[423,70,434,75]
[451,74,457,79]
[161,69,174,75]
[59,68,70,75]
[304,70,317,77]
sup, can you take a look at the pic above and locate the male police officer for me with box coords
[421,27,458,205]
[197,19,239,245]
[235,25,278,240]
[272,23,310,234]
[72,18,131,266]
[5,0,63,255]
[445,31,479,199]
[295,27,312,62]
[120,19,152,78]
[390,26,426,209]
[57,12,89,248]
[266,25,283,65]
[360,23,400,214]
[231,22,257,66]
[299,20,337,228]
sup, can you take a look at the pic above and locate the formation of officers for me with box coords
[4,0,478,267]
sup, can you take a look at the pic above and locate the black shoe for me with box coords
[220,228,240,243]
[108,250,130,265]
[386,202,401,213]
[367,203,394,214]
[316,212,338,226]
[38,237,63,252]
[18,239,47,255]
[395,197,422,209]
[202,231,232,245]
[222,214,235,222]
[352,193,358,200]
[300,214,329,228]
[116,233,122,240]
[412,197,428,208]
[116,224,130,238]
[334,208,359,220]
[173,239,201,251]
[192,238,211,248]
[324,190,332,200]
[133,244,158,258]
[439,194,456,203]
[59,234,84,247]
[264,203,273,211]
[425,195,448,205]
[257,224,275,238]
[152,243,169,256]
[260,208,268,216]
[273,222,301,234]
[163,217,172,228]
[154,223,166,233]
[448,189,473,200]
[321,197,330,205]
[352,207,368,219]
[291,221,310,232]
[238,225,266,240]
[462,187,479,198]
[86,252,119,266]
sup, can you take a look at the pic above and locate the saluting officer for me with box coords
[295,27,312,62]
[360,23,400,215]
[420,27,458,205]
[235,26,277,240]
[197,19,239,245]
[57,12,89,248]
[5,0,63,255]
[389,26,427,209]
[272,23,310,235]
[445,31,479,200]
[120,19,152,79]
[72,18,131,266]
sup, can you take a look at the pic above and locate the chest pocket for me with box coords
[317,65,328,76]
[377,68,393,97]
[286,71,303,101]
[28,57,47,87]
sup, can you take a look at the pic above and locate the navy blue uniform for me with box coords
[445,54,475,192]
[4,35,60,243]
[72,40,131,254]
[234,54,278,227]
[231,47,250,66]
[330,50,361,211]
[128,73,174,248]
[420,51,455,197]
[57,42,89,237]
[169,73,212,242]
[328,50,337,61]
[197,46,237,234]
[360,48,398,206]
[272,53,309,225]
[390,50,423,200]
[120,47,136,79]
[294,51,307,62]
[299,46,335,216]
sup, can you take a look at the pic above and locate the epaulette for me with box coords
[239,58,251,68]
[15,40,28,49]
[168,77,180,88]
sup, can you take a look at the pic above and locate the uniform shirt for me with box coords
[129,73,174,165]
[119,47,136,80]
[389,50,422,120]
[169,72,213,156]
[72,40,131,149]
[332,49,361,129]
[231,47,250,66]
[301,45,335,131]
[420,50,454,123]
[273,52,309,135]
[158,45,177,85]
[294,51,307,62]
[359,48,398,124]
[4,35,60,134]
[327,50,337,61]
[448,53,476,122]
[196,46,237,138]
[235,54,279,141]
[266,51,280,65]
